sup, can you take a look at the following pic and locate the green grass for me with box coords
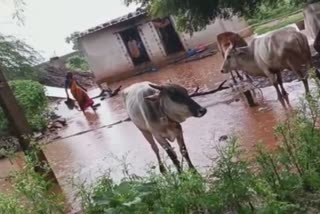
[246,1,303,26]
[254,12,304,35]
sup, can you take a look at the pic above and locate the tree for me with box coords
[124,0,318,33]
[0,34,43,80]
[65,31,81,51]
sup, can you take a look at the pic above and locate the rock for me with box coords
[258,107,271,112]
[49,112,61,120]
[0,136,20,159]
[34,132,43,140]
[219,135,228,142]
[54,118,67,126]
[52,122,63,129]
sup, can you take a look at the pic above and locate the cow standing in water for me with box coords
[217,32,249,82]
[122,82,207,174]
[220,27,311,105]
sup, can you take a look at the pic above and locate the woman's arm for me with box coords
[65,80,70,98]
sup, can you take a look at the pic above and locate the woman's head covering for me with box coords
[66,72,73,79]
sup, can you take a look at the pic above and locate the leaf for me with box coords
[115,181,136,194]
[103,207,117,214]
[123,196,142,207]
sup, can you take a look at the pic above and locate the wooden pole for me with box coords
[0,66,59,183]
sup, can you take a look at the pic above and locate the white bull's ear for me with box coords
[149,84,164,91]
[144,94,160,102]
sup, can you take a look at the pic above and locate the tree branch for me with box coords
[190,80,229,97]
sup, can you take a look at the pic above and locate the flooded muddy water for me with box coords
[109,54,226,90]
[0,52,310,213]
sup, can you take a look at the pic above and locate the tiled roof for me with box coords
[77,9,146,38]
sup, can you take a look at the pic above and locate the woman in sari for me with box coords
[65,72,95,113]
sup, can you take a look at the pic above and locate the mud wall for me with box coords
[179,17,248,49]
[79,29,134,82]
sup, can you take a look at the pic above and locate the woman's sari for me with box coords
[69,80,94,111]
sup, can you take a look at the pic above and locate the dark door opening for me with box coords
[119,27,150,66]
[153,17,185,55]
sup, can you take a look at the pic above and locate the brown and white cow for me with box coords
[217,32,250,82]
[221,27,311,104]
[122,82,207,174]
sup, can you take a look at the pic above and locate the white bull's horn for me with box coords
[149,84,164,91]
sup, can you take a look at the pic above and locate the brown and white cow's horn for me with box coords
[149,84,164,91]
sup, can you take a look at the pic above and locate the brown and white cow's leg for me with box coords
[140,130,166,174]
[265,69,285,103]
[276,72,288,97]
[288,60,310,95]
[269,72,286,106]
[235,70,244,80]
[273,83,286,107]
[175,123,198,173]
[230,71,237,83]
[155,136,182,173]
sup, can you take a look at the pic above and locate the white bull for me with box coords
[122,82,207,174]
[221,27,311,104]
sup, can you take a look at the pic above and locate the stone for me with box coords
[219,135,228,142]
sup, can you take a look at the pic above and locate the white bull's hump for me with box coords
[123,81,160,131]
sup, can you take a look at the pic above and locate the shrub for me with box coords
[0,80,48,132]
[66,55,90,72]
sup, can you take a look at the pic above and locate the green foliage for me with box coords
[254,13,304,35]
[0,148,64,214]
[77,74,320,213]
[65,31,81,51]
[66,55,90,72]
[124,0,316,33]
[247,1,302,25]
[0,80,48,132]
[0,34,42,80]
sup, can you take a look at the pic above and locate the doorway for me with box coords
[119,27,150,66]
[152,17,185,55]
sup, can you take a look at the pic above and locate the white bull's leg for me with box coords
[175,123,198,173]
[268,71,286,107]
[155,135,182,173]
[140,130,166,174]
